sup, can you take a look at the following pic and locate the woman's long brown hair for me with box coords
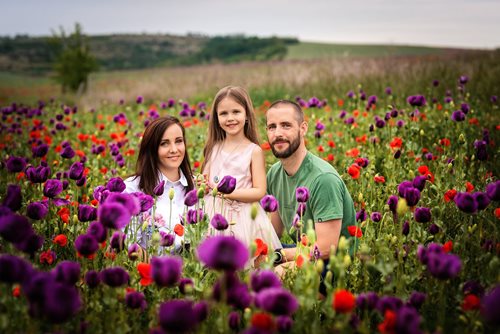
[133,116,194,195]
[201,86,260,173]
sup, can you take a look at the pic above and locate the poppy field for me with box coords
[1,54,500,333]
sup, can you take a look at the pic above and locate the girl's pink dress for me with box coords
[203,142,282,251]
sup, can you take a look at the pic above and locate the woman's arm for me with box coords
[224,146,266,203]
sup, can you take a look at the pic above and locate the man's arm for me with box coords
[281,219,342,262]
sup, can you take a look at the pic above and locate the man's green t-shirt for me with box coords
[266,151,356,242]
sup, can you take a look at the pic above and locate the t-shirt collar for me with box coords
[159,169,188,187]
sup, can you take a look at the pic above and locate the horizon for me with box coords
[1,0,499,49]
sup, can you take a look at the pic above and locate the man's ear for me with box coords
[299,121,308,137]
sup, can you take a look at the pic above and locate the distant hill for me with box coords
[0,33,478,75]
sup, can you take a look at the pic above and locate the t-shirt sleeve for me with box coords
[310,173,345,223]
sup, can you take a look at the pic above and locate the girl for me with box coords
[124,116,194,256]
[202,86,281,253]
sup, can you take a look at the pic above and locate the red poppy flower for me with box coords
[389,137,403,149]
[347,225,362,238]
[296,254,306,268]
[439,138,451,147]
[374,175,386,183]
[495,208,500,220]
[332,289,356,313]
[174,224,184,236]
[53,234,68,247]
[328,140,335,148]
[12,285,21,298]
[468,118,479,125]
[462,294,481,311]
[444,189,457,202]
[347,164,361,179]
[100,167,108,175]
[418,165,429,175]
[137,262,153,286]
[40,250,56,265]
[355,134,367,144]
[261,142,271,151]
[57,207,70,224]
[326,153,334,162]
[193,161,201,169]
[254,238,268,257]
[465,182,474,193]
[337,99,344,107]
[378,310,396,334]
[345,148,360,157]
[251,312,274,331]
[442,241,453,253]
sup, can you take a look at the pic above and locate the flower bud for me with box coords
[325,271,333,284]
[408,170,415,179]
[168,187,175,200]
[358,193,363,202]
[306,229,316,245]
[397,198,409,216]
[338,236,348,251]
[197,188,205,199]
[250,203,258,220]
[420,129,425,136]
[212,187,218,197]
[343,254,351,266]
[459,133,465,143]
[315,259,324,274]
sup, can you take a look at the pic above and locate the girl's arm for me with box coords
[224,146,266,203]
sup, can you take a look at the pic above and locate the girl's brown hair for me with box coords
[201,86,259,172]
[134,116,194,195]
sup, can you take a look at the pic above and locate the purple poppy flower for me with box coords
[486,180,499,201]
[74,234,99,256]
[43,179,63,198]
[151,256,183,287]
[228,311,241,331]
[357,292,379,310]
[60,146,75,159]
[106,177,126,193]
[132,192,154,212]
[211,213,229,230]
[127,243,141,260]
[375,118,386,128]
[98,202,131,229]
[217,175,237,194]
[187,208,204,225]
[482,285,500,326]
[15,232,43,255]
[462,280,484,297]
[197,236,249,271]
[26,165,51,183]
[5,156,26,173]
[78,204,97,222]
[404,187,421,207]
[194,301,208,322]
[110,231,126,252]
[395,306,421,334]
[54,261,81,285]
[136,96,143,104]
[473,192,490,211]
[125,291,147,310]
[294,202,305,216]
[427,252,461,280]
[43,282,82,324]
[295,187,310,203]
[179,278,194,294]
[491,95,498,103]
[260,195,279,212]
[160,232,175,247]
[339,110,347,119]
[385,87,392,95]
[394,150,401,159]
[371,212,382,222]
[277,315,293,333]
[213,273,251,309]
[26,202,49,220]
[402,221,410,236]
[454,192,477,214]
[100,267,129,287]
[459,75,468,85]
[377,296,403,313]
[408,291,426,309]
[407,95,426,107]
[428,223,440,235]
[184,189,198,206]
[356,209,368,222]
[432,80,439,87]
[85,270,101,288]
[451,110,465,122]
[251,270,282,292]
[414,207,431,223]
[3,184,22,211]
[32,144,49,158]
[387,195,398,214]
[460,103,470,114]
[345,116,355,125]
[412,176,427,192]
[106,192,141,216]
[69,161,84,180]
[397,181,413,198]
[0,254,32,283]
[255,287,299,316]
[159,300,200,333]
[87,221,107,243]
[0,213,34,244]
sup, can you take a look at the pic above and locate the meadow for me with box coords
[0,50,499,333]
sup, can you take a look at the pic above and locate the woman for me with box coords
[124,116,194,257]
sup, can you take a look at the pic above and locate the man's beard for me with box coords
[271,133,301,159]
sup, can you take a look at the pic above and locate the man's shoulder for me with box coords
[267,161,282,175]
[304,152,340,176]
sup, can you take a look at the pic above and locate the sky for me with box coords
[1,0,499,49]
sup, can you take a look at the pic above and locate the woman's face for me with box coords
[157,124,185,174]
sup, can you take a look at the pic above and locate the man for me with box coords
[265,100,356,280]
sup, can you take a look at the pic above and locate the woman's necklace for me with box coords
[212,141,243,183]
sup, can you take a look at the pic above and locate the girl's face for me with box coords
[157,124,185,174]
[217,97,247,138]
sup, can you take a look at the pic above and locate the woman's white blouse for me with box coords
[124,170,189,252]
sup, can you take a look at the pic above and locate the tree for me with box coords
[50,23,98,93]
